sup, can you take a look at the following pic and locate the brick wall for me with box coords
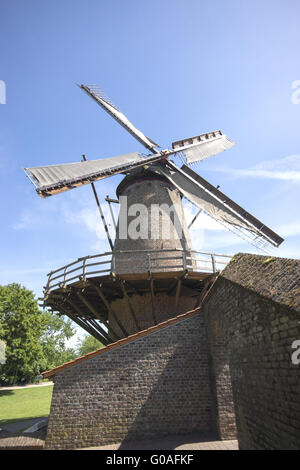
[45,313,213,449]
[203,254,300,450]
[206,317,237,440]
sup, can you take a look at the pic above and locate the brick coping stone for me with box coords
[0,435,45,450]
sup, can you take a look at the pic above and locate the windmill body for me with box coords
[24,85,284,343]
[107,166,198,336]
[114,166,193,272]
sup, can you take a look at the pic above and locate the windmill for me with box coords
[24,85,284,344]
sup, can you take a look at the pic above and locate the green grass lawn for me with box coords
[0,385,53,427]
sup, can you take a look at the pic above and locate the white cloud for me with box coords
[62,203,117,244]
[13,175,118,232]
[12,211,44,230]
[12,197,62,231]
[210,155,300,182]
[275,221,300,238]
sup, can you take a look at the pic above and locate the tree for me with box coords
[0,284,45,385]
[77,335,103,356]
[0,340,6,365]
[0,283,77,385]
[40,311,76,371]
[0,314,5,365]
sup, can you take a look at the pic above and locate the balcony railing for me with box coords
[44,249,232,295]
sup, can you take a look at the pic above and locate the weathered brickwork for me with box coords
[203,254,300,450]
[45,313,213,449]
[45,252,299,450]
[206,318,237,440]
[221,253,300,313]
[114,172,193,274]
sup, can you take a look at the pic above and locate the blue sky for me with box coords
[1,0,300,342]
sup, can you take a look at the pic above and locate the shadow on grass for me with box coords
[0,415,49,428]
[0,390,13,397]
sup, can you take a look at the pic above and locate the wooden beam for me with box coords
[76,317,109,346]
[76,290,105,322]
[66,296,113,344]
[96,282,119,296]
[52,301,109,345]
[82,155,114,250]
[87,318,114,345]
[91,283,129,338]
[76,290,119,341]
[118,279,141,332]
[174,279,182,314]
[167,269,188,295]
[149,276,157,325]
[194,277,212,309]
[116,277,139,296]
[188,208,202,229]
[105,195,117,230]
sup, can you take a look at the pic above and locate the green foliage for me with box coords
[0,314,4,338]
[40,311,76,371]
[0,340,6,365]
[0,284,45,385]
[77,334,103,356]
[0,283,76,385]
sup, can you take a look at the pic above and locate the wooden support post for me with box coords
[76,290,119,341]
[119,278,139,296]
[149,276,157,325]
[77,292,121,340]
[174,279,182,314]
[211,254,217,273]
[82,155,114,251]
[188,208,202,229]
[105,195,117,230]
[75,317,109,346]
[167,269,188,295]
[53,301,109,345]
[87,318,115,345]
[194,276,212,309]
[76,290,105,322]
[66,296,113,344]
[91,283,130,338]
[119,280,141,332]
[167,278,179,296]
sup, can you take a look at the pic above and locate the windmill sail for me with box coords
[23,83,283,252]
[24,152,163,198]
[172,130,235,165]
[79,85,159,153]
[156,161,283,249]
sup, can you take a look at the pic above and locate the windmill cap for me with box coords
[116,167,176,198]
